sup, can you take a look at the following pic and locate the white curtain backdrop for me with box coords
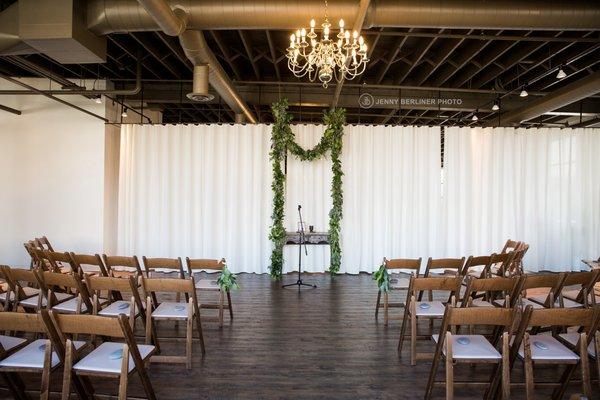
[117,124,272,273]
[442,127,600,271]
[118,123,441,274]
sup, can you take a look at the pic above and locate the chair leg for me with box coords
[145,296,152,345]
[384,292,389,326]
[411,305,417,366]
[397,295,411,353]
[118,345,129,400]
[194,305,206,355]
[580,333,591,398]
[40,339,52,400]
[186,298,193,370]
[61,340,73,400]
[446,333,454,400]
[375,291,381,318]
[595,333,600,391]
[523,333,534,400]
[227,290,233,319]
[219,291,224,328]
[502,332,510,400]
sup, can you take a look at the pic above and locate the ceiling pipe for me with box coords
[500,70,600,125]
[136,0,256,123]
[0,59,142,96]
[88,0,600,34]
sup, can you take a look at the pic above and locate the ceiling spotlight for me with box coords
[519,86,529,97]
[471,113,478,121]
[492,100,500,111]
[121,107,128,118]
[556,67,567,79]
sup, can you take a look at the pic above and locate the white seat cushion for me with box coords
[521,298,545,309]
[0,335,27,352]
[19,292,72,308]
[0,339,85,370]
[518,335,579,361]
[528,294,582,308]
[389,277,410,290]
[99,301,139,317]
[414,301,445,317]
[562,289,596,304]
[152,302,190,319]
[73,342,154,374]
[52,297,88,313]
[559,333,596,358]
[432,334,501,360]
[195,279,220,291]
[470,299,495,308]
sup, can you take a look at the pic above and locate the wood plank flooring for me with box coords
[2,273,588,399]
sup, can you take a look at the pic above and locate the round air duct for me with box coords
[187,64,214,101]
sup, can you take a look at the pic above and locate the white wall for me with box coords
[0,78,106,266]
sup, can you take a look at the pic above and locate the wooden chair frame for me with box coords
[522,272,567,310]
[35,270,92,315]
[69,253,110,278]
[419,257,465,302]
[34,249,73,274]
[560,270,600,308]
[424,306,516,400]
[461,276,523,309]
[43,310,157,400]
[509,306,600,400]
[490,251,517,278]
[2,267,43,312]
[186,257,232,327]
[374,257,422,326]
[102,254,144,279]
[398,276,463,365]
[142,257,185,306]
[141,276,205,369]
[461,255,494,279]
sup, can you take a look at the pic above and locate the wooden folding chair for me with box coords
[501,239,522,255]
[0,311,87,400]
[374,257,422,326]
[424,306,516,400]
[419,258,465,302]
[522,272,567,310]
[102,254,144,278]
[511,307,600,400]
[141,276,205,369]
[559,270,600,308]
[142,257,185,306]
[398,276,462,365]
[3,267,48,312]
[69,253,110,277]
[23,242,42,270]
[33,249,73,274]
[461,276,523,309]
[507,244,529,276]
[490,252,517,278]
[186,257,232,327]
[35,270,92,315]
[44,310,157,400]
[461,255,494,279]
[34,236,55,252]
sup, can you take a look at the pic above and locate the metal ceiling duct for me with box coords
[137,0,256,123]
[187,64,214,102]
[501,70,600,125]
[88,0,600,34]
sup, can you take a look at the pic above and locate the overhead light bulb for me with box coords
[121,107,128,118]
[472,113,478,121]
[492,100,499,111]
[556,68,567,79]
[519,87,528,97]
[93,96,102,104]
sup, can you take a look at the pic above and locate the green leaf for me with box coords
[373,264,390,292]
[217,265,239,291]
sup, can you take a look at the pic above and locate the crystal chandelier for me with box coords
[286,0,369,88]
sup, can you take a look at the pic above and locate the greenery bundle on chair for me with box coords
[373,263,391,292]
[268,99,346,279]
[217,265,239,291]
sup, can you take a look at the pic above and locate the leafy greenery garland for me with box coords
[372,263,390,292]
[217,264,239,291]
[268,99,346,279]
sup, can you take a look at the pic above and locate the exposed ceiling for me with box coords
[0,0,599,127]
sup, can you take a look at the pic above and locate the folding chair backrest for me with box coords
[102,255,143,277]
[411,276,463,292]
[461,255,493,275]
[37,270,92,310]
[521,273,565,291]
[6,266,38,287]
[501,239,521,254]
[34,237,55,252]
[49,311,125,338]
[446,305,516,327]
[186,257,225,272]
[527,307,598,331]
[142,257,184,278]
[383,257,422,275]
[425,257,465,276]
[23,242,41,269]
[563,270,599,288]
[467,276,520,293]
[142,276,195,295]
[69,253,109,277]
[85,275,142,307]
[0,311,46,334]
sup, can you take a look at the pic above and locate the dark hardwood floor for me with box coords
[2,273,588,399]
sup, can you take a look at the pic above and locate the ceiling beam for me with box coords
[209,31,243,81]
[375,29,412,84]
[265,30,281,82]
[394,29,443,84]
[238,30,261,80]
[413,31,471,86]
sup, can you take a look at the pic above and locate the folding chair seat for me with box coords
[141,275,205,369]
[424,306,516,400]
[375,257,422,326]
[511,307,600,400]
[398,276,462,365]
[0,335,27,354]
[44,311,157,400]
[85,275,145,322]
[186,257,233,327]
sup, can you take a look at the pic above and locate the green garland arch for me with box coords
[268,99,346,279]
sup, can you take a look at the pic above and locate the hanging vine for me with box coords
[268,99,345,279]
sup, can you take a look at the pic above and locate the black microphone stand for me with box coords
[282,205,317,290]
